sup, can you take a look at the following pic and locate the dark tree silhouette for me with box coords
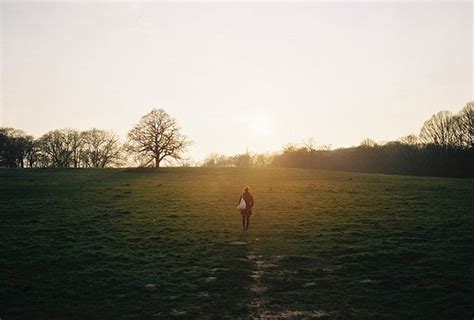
[0,128,34,168]
[359,138,378,148]
[2,101,472,176]
[398,134,419,146]
[419,111,457,148]
[38,129,84,168]
[457,102,474,148]
[82,129,122,168]
[202,102,473,177]
[126,108,190,168]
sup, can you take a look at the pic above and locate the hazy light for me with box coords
[249,116,273,137]
[1,2,472,162]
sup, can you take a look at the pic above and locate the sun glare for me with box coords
[250,117,272,136]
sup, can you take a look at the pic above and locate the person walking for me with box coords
[237,186,254,231]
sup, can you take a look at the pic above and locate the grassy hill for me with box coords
[1,168,472,319]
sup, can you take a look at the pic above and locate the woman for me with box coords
[238,186,254,231]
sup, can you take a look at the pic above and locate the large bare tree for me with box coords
[126,108,191,168]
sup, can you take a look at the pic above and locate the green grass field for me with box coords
[1,168,473,319]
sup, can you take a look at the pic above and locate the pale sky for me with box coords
[1,1,472,162]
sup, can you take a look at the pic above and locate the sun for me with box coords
[249,116,272,136]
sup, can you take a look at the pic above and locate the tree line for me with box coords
[2,102,472,177]
[202,102,474,178]
[0,108,190,168]
[0,127,122,168]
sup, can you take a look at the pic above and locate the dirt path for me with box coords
[246,250,269,318]
[240,241,330,319]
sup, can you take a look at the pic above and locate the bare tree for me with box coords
[398,134,419,146]
[202,153,234,167]
[24,138,39,168]
[456,101,474,148]
[303,137,316,167]
[38,129,84,167]
[82,129,122,168]
[126,108,191,168]
[0,128,35,168]
[359,138,378,148]
[419,111,457,148]
[304,137,316,152]
[253,153,271,167]
[70,130,85,168]
[233,153,253,168]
